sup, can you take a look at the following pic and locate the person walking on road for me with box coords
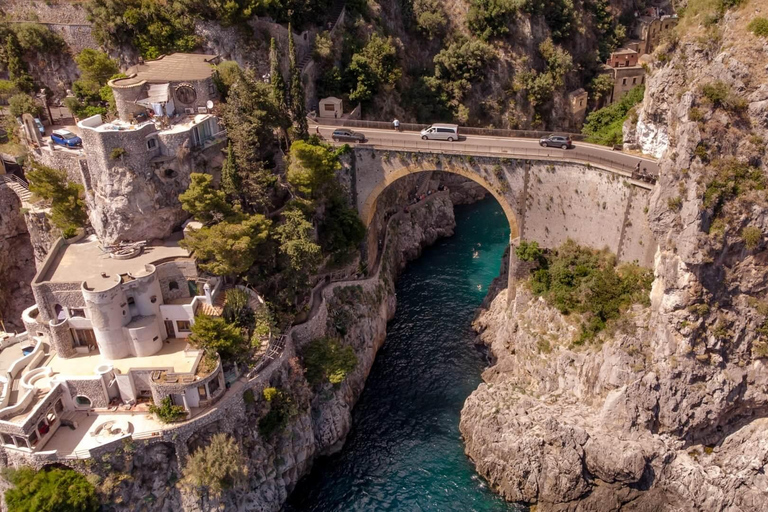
[393,118,400,131]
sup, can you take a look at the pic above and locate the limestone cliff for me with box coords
[460,5,768,510]
[0,186,35,332]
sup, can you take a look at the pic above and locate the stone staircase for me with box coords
[0,174,32,205]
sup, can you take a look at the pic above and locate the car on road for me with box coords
[34,118,45,135]
[51,129,82,148]
[421,124,459,142]
[539,134,573,149]
[332,129,366,143]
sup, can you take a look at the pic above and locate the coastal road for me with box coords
[310,123,660,177]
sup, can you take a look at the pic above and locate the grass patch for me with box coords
[582,86,644,146]
[748,17,768,37]
[526,240,653,344]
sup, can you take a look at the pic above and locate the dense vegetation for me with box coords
[148,396,188,423]
[302,336,358,385]
[517,240,653,343]
[3,466,98,512]
[26,163,88,237]
[65,50,125,119]
[582,85,645,146]
[258,386,298,437]
[182,433,247,496]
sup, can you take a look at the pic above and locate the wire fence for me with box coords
[309,116,587,141]
[333,137,659,181]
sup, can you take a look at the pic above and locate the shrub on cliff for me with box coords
[302,337,358,385]
[258,387,297,437]
[582,85,645,146]
[527,239,653,343]
[148,396,188,423]
[26,162,88,233]
[749,17,768,37]
[182,433,247,497]
[3,466,98,512]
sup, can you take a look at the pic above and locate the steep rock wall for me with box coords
[460,5,768,511]
[0,187,36,332]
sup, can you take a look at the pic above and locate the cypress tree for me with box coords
[269,37,288,114]
[221,141,242,201]
[287,26,308,138]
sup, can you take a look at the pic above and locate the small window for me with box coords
[632,77,637,84]
[54,304,65,321]
[1,433,12,445]
[176,320,191,333]
[127,297,135,306]
[28,431,38,447]
[324,104,336,111]
[169,281,179,291]
[208,81,215,95]
[150,295,157,304]
[164,169,177,178]
[46,411,56,423]
[622,78,627,85]
[70,308,85,318]
[75,396,92,408]
[147,138,157,150]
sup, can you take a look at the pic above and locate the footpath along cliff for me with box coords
[461,3,768,510]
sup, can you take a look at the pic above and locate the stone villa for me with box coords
[0,227,231,455]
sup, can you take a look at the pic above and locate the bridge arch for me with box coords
[360,163,520,242]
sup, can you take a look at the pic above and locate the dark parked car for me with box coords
[332,129,366,143]
[51,129,82,148]
[539,134,573,149]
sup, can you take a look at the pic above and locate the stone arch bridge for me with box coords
[349,146,658,297]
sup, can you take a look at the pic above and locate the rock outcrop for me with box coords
[0,186,36,332]
[461,6,768,511]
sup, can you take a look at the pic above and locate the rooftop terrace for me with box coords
[38,234,191,291]
[48,338,200,377]
[78,113,213,135]
[111,53,217,87]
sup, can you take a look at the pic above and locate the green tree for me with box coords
[319,195,366,257]
[347,34,401,103]
[429,38,496,104]
[302,336,358,385]
[276,208,322,273]
[582,85,644,146]
[3,466,98,512]
[26,163,88,233]
[413,0,448,39]
[74,49,119,84]
[589,73,615,107]
[220,143,242,201]
[515,240,544,262]
[180,214,272,276]
[467,0,522,40]
[258,386,297,437]
[222,288,255,330]
[148,396,187,423]
[8,93,40,118]
[269,38,288,113]
[182,433,247,497]
[286,139,341,197]
[179,173,234,224]
[2,34,34,92]
[189,314,248,361]
[213,60,242,100]
[288,26,308,138]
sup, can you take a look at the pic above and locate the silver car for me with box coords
[332,129,366,143]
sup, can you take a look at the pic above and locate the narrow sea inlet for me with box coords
[285,197,519,511]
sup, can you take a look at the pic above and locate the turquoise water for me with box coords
[285,197,518,512]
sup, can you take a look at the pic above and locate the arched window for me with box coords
[169,281,179,291]
[74,396,92,408]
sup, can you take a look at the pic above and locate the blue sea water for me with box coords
[285,197,519,512]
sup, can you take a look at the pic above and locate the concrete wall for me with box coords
[354,149,657,268]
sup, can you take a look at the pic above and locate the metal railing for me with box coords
[309,116,586,141]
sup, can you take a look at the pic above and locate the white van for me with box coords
[420,124,459,142]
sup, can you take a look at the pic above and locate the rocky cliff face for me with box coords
[0,186,36,332]
[58,173,471,512]
[460,6,768,510]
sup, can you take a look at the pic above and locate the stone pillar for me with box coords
[49,319,77,358]
[181,393,189,411]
